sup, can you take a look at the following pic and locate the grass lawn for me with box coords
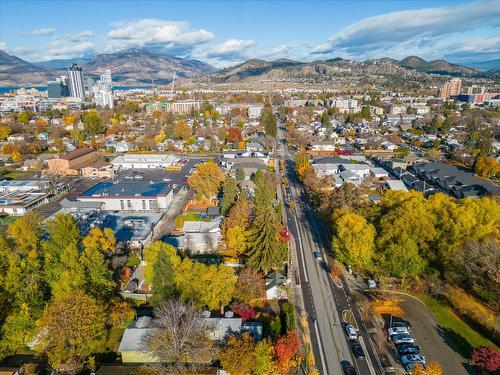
[420,295,498,356]
[175,213,210,228]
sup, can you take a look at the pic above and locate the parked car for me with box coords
[313,251,322,261]
[392,333,415,345]
[341,360,357,375]
[401,354,426,366]
[351,343,365,359]
[396,344,421,356]
[345,324,358,340]
[388,326,409,336]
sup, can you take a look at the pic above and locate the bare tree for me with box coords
[144,300,214,374]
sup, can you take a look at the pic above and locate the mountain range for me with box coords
[0,48,498,87]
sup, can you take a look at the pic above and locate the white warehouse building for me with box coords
[111,154,180,170]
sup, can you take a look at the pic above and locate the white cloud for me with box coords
[23,27,56,36]
[313,0,500,59]
[106,19,214,53]
[15,31,95,61]
[444,35,500,62]
[0,41,6,50]
[197,39,255,60]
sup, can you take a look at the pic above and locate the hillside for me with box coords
[0,48,216,87]
[0,50,54,86]
[83,48,216,85]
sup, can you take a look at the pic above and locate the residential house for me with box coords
[266,271,287,300]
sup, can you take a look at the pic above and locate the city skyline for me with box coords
[1,0,499,68]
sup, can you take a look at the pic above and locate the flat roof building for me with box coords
[78,181,173,211]
[111,154,179,170]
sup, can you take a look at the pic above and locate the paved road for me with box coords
[277,125,381,375]
[398,295,472,375]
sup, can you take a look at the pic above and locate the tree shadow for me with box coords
[435,325,477,375]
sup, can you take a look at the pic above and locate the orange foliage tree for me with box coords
[275,332,302,373]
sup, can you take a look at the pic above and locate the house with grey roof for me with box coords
[118,311,261,364]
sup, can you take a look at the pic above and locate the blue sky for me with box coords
[1,0,499,67]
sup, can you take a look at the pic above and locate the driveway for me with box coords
[398,294,473,375]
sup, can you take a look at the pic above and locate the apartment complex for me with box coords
[67,63,85,101]
[439,78,462,99]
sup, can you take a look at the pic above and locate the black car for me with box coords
[396,343,421,356]
[352,343,365,359]
[341,360,357,375]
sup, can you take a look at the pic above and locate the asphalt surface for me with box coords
[277,125,382,375]
[399,295,473,375]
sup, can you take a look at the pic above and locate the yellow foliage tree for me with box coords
[371,297,405,316]
[63,115,76,126]
[226,225,247,255]
[475,156,500,178]
[188,160,225,199]
[0,126,12,140]
[332,211,376,269]
[295,152,312,180]
[173,119,191,140]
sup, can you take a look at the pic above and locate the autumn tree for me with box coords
[17,110,34,125]
[225,225,248,256]
[4,212,45,309]
[147,300,213,374]
[227,127,243,143]
[412,362,443,375]
[143,241,181,286]
[471,346,500,373]
[224,194,251,234]
[233,268,266,304]
[188,160,225,199]
[253,340,277,375]
[83,110,105,137]
[475,156,499,178]
[379,242,426,279]
[0,126,12,140]
[43,214,85,297]
[82,227,117,256]
[175,258,237,310]
[450,236,499,309]
[221,176,238,215]
[80,233,115,300]
[36,291,107,374]
[377,191,436,263]
[218,332,256,375]
[275,332,301,373]
[173,119,191,140]
[295,152,312,180]
[332,212,376,269]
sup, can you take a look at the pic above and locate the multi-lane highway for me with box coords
[276,124,382,375]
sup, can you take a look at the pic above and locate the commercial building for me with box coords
[111,154,179,169]
[47,76,69,99]
[0,190,50,215]
[47,148,100,176]
[67,63,85,101]
[78,182,173,211]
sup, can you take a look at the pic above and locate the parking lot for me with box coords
[399,295,473,375]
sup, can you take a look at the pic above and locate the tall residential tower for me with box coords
[67,63,85,101]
